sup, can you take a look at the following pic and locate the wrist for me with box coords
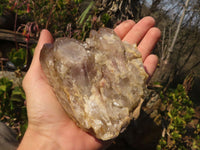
[18,124,105,150]
[18,127,61,150]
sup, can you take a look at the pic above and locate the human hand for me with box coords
[18,16,161,150]
[114,16,161,77]
[18,30,104,150]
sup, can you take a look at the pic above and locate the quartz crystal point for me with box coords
[40,28,148,140]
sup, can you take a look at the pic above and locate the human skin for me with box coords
[18,16,161,150]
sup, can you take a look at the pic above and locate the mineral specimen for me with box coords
[40,28,148,140]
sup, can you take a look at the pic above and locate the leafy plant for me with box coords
[8,48,27,69]
[157,84,200,150]
[101,13,110,25]
[78,1,94,25]
[0,0,10,16]
[0,77,27,140]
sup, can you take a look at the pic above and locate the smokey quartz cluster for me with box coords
[40,28,148,140]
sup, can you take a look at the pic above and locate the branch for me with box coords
[0,29,37,44]
[165,0,190,62]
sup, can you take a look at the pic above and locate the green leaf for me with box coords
[73,0,83,4]
[8,48,27,68]
[168,112,173,119]
[101,13,110,25]
[11,87,25,102]
[171,131,182,140]
[0,78,13,92]
[0,85,7,92]
[78,1,94,25]
[12,87,24,96]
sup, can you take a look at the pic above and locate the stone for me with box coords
[40,28,148,140]
[0,122,19,150]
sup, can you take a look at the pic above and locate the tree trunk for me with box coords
[165,0,190,62]
[150,0,191,86]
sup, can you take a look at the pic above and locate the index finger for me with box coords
[114,20,135,39]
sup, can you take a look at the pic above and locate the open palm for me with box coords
[18,16,161,150]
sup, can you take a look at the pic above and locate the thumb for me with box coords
[31,29,54,69]
[23,29,54,90]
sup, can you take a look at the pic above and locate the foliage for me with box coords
[0,77,27,140]
[101,13,110,25]
[0,0,10,16]
[8,48,27,69]
[157,84,200,150]
[1,0,110,41]
[78,1,94,25]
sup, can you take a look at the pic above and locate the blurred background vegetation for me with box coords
[0,0,199,149]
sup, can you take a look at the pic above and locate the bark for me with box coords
[165,0,190,62]
[150,0,191,86]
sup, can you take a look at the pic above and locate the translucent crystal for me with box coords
[40,28,148,140]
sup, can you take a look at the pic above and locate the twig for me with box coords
[165,0,190,62]
[14,9,18,50]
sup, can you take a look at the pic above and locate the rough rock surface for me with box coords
[40,28,148,140]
